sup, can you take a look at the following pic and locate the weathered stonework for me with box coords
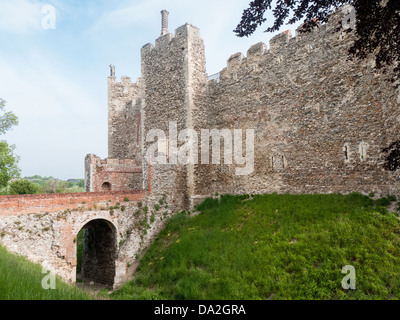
[0,7,399,291]
[88,8,399,210]
[85,155,142,192]
[108,75,143,161]
[0,191,174,289]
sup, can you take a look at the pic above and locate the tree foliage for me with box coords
[9,179,39,195]
[0,141,20,188]
[234,0,400,85]
[20,176,85,194]
[0,98,18,135]
[0,99,20,189]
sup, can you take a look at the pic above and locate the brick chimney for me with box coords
[161,10,169,36]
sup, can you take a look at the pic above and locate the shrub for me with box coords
[9,180,39,195]
[375,197,391,207]
[124,197,130,202]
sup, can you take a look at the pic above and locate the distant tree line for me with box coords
[4,176,85,195]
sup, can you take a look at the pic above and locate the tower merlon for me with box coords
[269,30,292,53]
[227,52,245,69]
[247,42,267,62]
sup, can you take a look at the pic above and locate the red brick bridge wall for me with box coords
[0,191,146,216]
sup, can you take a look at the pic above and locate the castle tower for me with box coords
[107,67,143,161]
[141,12,208,210]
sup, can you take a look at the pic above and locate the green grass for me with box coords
[112,193,400,300]
[0,246,92,300]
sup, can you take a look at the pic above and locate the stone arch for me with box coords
[76,219,117,287]
[101,182,112,191]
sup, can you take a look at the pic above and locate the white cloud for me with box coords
[0,0,44,34]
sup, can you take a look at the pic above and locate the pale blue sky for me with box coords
[0,0,300,180]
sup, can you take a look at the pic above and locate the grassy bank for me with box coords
[0,246,92,300]
[112,193,400,300]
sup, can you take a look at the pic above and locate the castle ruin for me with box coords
[0,8,398,289]
[86,9,400,210]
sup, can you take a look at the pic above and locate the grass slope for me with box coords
[0,246,92,300]
[112,193,400,300]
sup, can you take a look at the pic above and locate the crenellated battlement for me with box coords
[90,7,399,212]
[7,7,397,296]
[141,23,202,57]
[211,8,354,84]
[86,154,140,167]
[108,75,140,96]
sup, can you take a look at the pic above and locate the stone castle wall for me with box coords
[1,7,398,291]
[140,24,208,209]
[108,75,143,160]
[88,8,399,211]
[195,10,400,199]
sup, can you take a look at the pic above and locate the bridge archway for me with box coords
[76,219,117,287]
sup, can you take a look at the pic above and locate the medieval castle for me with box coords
[0,8,398,289]
[85,9,400,210]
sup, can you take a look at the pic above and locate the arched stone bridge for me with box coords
[0,191,170,289]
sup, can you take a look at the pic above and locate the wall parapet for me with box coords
[0,191,145,216]
[212,8,351,84]
[141,23,201,56]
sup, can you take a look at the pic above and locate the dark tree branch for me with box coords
[234,0,400,86]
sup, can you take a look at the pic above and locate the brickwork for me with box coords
[1,7,398,291]
[0,190,145,216]
[0,190,176,289]
[85,154,143,193]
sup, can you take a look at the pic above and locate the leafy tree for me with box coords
[0,98,18,135]
[0,99,19,189]
[78,179,84,189]
[44,179,60,194]
[234,0,400,85]
[0,141,20,188]
[9,179,39,195]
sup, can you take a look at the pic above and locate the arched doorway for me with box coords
[101,182,111,191]
[76,219,117,287]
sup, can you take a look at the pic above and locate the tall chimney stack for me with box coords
[161,10,169,36]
